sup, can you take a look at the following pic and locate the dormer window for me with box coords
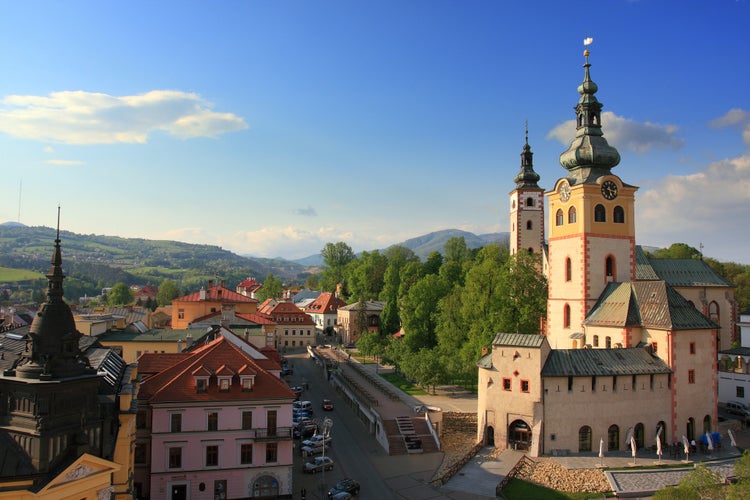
[196,378,208,393]
[240,376,255,392]
[193,365,212,393]
[219,378,230,392]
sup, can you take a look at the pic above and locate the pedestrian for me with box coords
[301,488,306,499]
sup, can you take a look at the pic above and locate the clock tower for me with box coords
[509,127,544,257]
[545,48,638,348]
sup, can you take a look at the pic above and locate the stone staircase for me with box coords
[385,416,439,455]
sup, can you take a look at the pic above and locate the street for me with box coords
[285,348,395,500]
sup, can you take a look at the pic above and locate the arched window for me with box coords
[563,304,570,328]
[606,256,615,281]
[579,426,592,452]
[556,209,564,226]
[703,415,711,434]
[512,200,516,209]
[634,423,644,449]
[605,336,612,349]
[527,247,534,254]
[614,206,625,223]
[526,220,533,230]
[593,335,599,347]
[252,475,279,497]
[608,425,620,451]
[594,204,606,222]
[687,417,695,441]
[526,197,534,207]
[565,258,572,282]
[657,421,667,445]
[708,302,719,322]
[568,206,577,223]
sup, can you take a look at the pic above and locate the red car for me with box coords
[322,399,334,411]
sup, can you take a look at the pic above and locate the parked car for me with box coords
[291,386,304,398]
[293,400,313,412]
[302,434,332,448]
[727,401,750,416]
[294,423,317,440]
[328,478,360,496]
[303,455,333,473]
[300,442,329,456]
[322,399,334,411]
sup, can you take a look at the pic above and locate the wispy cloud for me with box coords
[0,90,247,144]
[710,108,750,145]
[294,206,318,217]
[45,159,83,166]
[547,111,684,153]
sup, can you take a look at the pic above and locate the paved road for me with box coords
[285,348,394,500]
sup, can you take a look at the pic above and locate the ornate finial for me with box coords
[584,37,593,62]
[525,120,529,145]
[56,205,61,242]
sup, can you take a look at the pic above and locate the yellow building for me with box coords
[171,280,258,329]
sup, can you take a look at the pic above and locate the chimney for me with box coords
[199,287,206,300]
[221,279,225,288]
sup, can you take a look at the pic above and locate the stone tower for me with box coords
[509,126,545,257]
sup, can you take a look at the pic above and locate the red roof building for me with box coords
[171,280,258,329]
[302,292,347,334]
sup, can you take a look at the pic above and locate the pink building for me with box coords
[134,336,296,499]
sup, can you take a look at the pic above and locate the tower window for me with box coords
[708,302,719,322]
[563,304,571,328]
[593,335,599,347]
[556,209,564,226]
[526,197,534,207]
[568,206,577,223]
[594,204,606,222]
[527,247,534,254]
[526,220,533,230]
[614,206,625,223]
[606,256,615,281]
[565,257,572,282]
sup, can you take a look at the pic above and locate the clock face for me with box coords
[560,182,571,202]
[601,180,618,200]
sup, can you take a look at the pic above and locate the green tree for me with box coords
[107,282,134,306]
[650,243,703,260]
[256,273,283,301]
[423,251,443,275]
[156,279,181,306]
[320,242,355,292]
[400,273,449,351]
[730,450,750,499]
[356,331,385,360]
[347,250,388,301]
[379,262,402,335]
[444,236,469,264]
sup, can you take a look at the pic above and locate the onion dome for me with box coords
[513,125,541,188]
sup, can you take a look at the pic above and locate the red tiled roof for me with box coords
[237,277,263,291]
[174,285,258,304]
[235,312,276,325]
[138,352,191,377]
[303,292,347,314]
[138,336,295,403]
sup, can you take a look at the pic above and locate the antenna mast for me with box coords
[18,179,22,223]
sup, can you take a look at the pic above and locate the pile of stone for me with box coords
[516,458,610,493]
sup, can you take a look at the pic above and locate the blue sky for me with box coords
[1,1,749,263]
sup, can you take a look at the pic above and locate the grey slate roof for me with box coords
[541,347,672,377]
[477,352,493,369]
[585,281,718,330]
[718,347,750,357]
[635,246,660,281]
[491,332,546,348]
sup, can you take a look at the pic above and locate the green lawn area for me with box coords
[502,478,611,499]
[379,372,428,395]
[0,266,45,282]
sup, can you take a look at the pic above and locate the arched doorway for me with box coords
[251,475,279,498]
[508,420,531,451]
[608,424,620,451]
[687,417,695,441]
[486,426,495,446]
[703,415,711,434]
[657,421,667,444]
[634,423,645,449]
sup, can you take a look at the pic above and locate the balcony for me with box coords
[252,427,292,441]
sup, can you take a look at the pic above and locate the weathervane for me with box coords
[583,36,593,63]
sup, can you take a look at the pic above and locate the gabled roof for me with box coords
[585,281,718,330]
[303,292,347,315]
[235,312,276,325]
[237,277,263,292]
[174,285,258,304]
[541,347,672,377]
[138,336,294,403]
[491,332,547,348]
[339,300,386,312]
[635,246,732,287]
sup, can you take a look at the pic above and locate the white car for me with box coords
[303,455,333,473]
[300,442,329,457]
[302,434,332,448]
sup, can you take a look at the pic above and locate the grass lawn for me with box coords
[379,372,428,395]
[503,478,611,499]
[0,267,45,282]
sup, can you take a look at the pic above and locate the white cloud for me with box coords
[636,152,750,261]
[294,206,318,217]
[0,90,247,144]
[45,159,83,166]
[547,111,684,153]
[710,108,750,145]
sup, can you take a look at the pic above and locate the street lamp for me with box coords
[320,418,333,497]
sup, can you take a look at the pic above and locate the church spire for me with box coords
[559,42,621,182]
[513,122,541,188]
[15,209,89,380]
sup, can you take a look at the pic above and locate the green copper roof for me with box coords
[513,129,542,189]
[585,281,719,331]
[558,49,621,183]
[647,258,733,287]
[635,246,661,280]
[541,347,671,377]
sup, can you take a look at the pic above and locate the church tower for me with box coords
[0,212,103,475]
[545,47,638,348]
[509,127,545,257]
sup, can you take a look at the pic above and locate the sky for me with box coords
[1,1,749,264]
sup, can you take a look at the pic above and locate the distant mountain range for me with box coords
[0,222,510,294]
[288,229,510,267]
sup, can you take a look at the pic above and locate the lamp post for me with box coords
[320,418,333,497]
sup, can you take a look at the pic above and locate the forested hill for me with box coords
[0,224,306,299]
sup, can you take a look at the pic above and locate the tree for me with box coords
[156,279,181,306]
[379,262,402,335]
[423,251,443,275]
[346,250,388,301]
[400,274,449,351]
[444,236,469,264]
[107,282,133,306]
[320,242,355,292]
[356,331,385,361]
[256,273,283,302]
[650,243,702,260]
